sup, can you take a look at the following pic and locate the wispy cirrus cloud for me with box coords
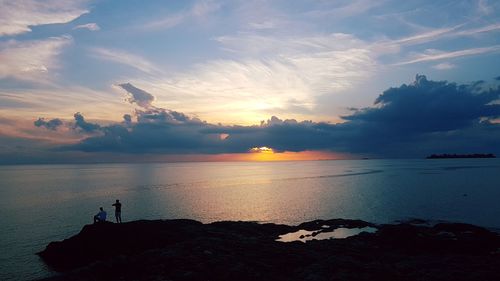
[77,3,500,126]
[452,23,500,37]
[0,0,88,36]
[0,116,82,145]
[0,85,132,122]
[137,33,376,124]
[391,25,463,46]
[73,22,100,31]
[305,0,386,19]
[477,0,494,16]
[374,22,500,56]
[369,20,500,67]
[139,0,220,31]
[395,45,500,65]
[0,36,72,83]
[432,62,456,70]
[89,47,162,74]
[402,23,500,45]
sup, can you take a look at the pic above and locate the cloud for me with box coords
[73,22,100,31]
[116,17,499,125]
[336,75,500,155]
[135,107,197,124]
[0,0,88,36]
[0,36,72,83]
[142,14,184,30]
[0,86,134,124]
[452,23,500,37]
[305,0,385,19]
[140,0,220,30]
[123,114,132,125]
[0,116,83,148]
[374,22,500,65]
[118,83,155,108]
[432,62,456,70]
[344,75,500,133]
[396,45,500,65]
[141,33,375,124]
[91,3,499,125]
[34,118,63,130]
[391,26,462,46]
[73,112,101,133]
[477,0,494,15]
[52,75,500,158]
[387,22,500,47]
[89,47,161,74]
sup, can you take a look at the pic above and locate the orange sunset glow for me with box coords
[207,149,346,162]
[249,146,274,153]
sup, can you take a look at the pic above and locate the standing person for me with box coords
[93,207,107,223]
[112,199,122,223]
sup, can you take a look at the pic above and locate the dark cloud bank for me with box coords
[39,75,500,158]
[34,118,63,131]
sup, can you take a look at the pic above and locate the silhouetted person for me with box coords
[112,199,122,223]
[93,207,107,223]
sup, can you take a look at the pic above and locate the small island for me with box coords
[37,218,500,281]
[426,153,496,159]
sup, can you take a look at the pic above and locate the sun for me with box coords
[247,146,277,161]
[249,146,275,154]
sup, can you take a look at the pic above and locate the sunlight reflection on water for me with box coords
[276,226,378,242]
[1,159,500,280]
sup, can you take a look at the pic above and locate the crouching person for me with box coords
[93,207,107,223]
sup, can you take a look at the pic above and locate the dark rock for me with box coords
[38,219,204,271]
[38,219,500,281]
[297,218,374,231]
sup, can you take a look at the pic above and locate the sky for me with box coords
[0,0,500,164]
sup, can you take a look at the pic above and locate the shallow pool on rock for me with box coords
[276,226,378,242]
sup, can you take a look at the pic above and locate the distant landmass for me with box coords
[426,153,496,159]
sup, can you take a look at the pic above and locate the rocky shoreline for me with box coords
[38,219,500,281]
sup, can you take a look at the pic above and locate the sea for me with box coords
[1,159,500,280]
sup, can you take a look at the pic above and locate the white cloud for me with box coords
[432,62,456,70]
[370,22,500,64]
[392,26,462,46]
[89,47,162,74]
[0,0,88,36]
[216,33,365,56]
[376,22,500,65]
[305,0,386,19]
[134,33,376,124]
[0,86,133,122]
[477,0,493,15]
[73,23,100,31]
[0,36,72,83]
[396,45,500,65]
[191,0,221,17]
[453,23,500,37]
[141,13,185,30]
[248,20,283,30]
[380,22,500,51]
[140,0,220,30]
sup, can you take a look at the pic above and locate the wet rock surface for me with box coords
[38,219,500,281]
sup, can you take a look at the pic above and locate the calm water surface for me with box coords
[1,159,500,280]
